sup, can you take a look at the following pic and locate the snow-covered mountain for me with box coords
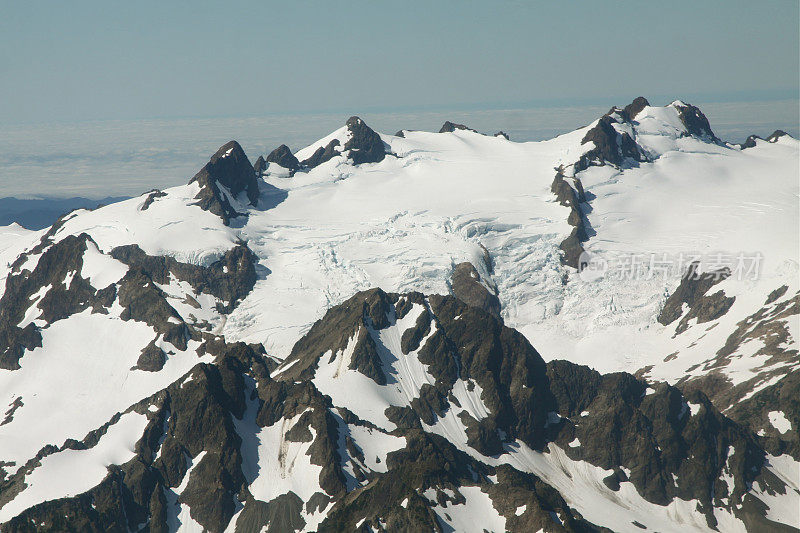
[0,98,797,532]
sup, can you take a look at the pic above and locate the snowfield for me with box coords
[0,100,797,531]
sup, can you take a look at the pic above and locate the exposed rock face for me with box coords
[767,129,789,142]
[0,287,792,531]
[546,361,768,523]
[451,262,500,318]
[741,134,763,149]
[110,243,257,314]
[657,262,735,334]
[343,116,386,165]
[299,117,386,170]
[439,121,476,133]
[678,288,800,450]
[190,141,259,225]
[494,131,509,140]
[0,233,115,369]
[551,166,589,269]
[577,112,645,171]
[301,139,340,169]
[622,96,650,121]
[265,144,300,173]
[672,101,718,141]
[253,156,266,177]
[140,189,167,211]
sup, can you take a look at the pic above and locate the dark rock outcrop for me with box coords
[551,166,589,269]
[110,243,257,314]
[741,135,763,149]
[343,116,386,165]
[301,139,340,169]
[439,121,476,134]
[253,155,266,177]
[622,96,650,121]
[266,144,300,173]
[766,129,789,142]
[300,117,387,170]
[190,141,259,225]
[576,112,645,171]
[657,262,735,334]
[672,101,718,141]
[0,234,116,369]
[450,262,500,318]
[140,189,167,211]
[546,360,768,525]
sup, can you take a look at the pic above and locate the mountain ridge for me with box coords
[0,98,797,532]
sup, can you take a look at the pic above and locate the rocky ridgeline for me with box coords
[1,287,792,532]
[551,97,727,268]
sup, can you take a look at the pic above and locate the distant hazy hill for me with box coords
[0,196,129,230]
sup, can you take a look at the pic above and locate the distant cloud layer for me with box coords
[1,100,797,199]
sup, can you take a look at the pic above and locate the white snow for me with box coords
[429,486,506,533]
[0,105,796,530]
[51,184,240,266]
[79,239,129,289]
[768,411,792,434]
[751,454,800,528]
[0,310,210,466]
[310,303,441,430]
[346,423,405,474]
[0,411,149,522]
[165,450,208,533]
[245,410,323,503]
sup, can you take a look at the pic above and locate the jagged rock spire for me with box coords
[622,96,650,121]
[189,140,259,224]
[301,116,387,169]
[439,121,476,133]
[671,100,717,141]
[343,116,386,165]
[266,144,300,173]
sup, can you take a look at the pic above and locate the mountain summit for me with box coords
[190,140,259,224]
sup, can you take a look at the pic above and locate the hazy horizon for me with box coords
[1,97,797,200]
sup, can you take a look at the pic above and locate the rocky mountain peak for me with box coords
[577,111,645,171]
[622,96,650,121]
[189,140,259,224]
[253,155,266,177]
[439,121,476,133]
[767,129,790,142]
[670,100,718,141]
[266,144,301,173]
[343,116,386,165]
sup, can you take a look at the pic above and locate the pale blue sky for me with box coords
[1,1,798,123]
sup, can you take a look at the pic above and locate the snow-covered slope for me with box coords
[0,99,797,532]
